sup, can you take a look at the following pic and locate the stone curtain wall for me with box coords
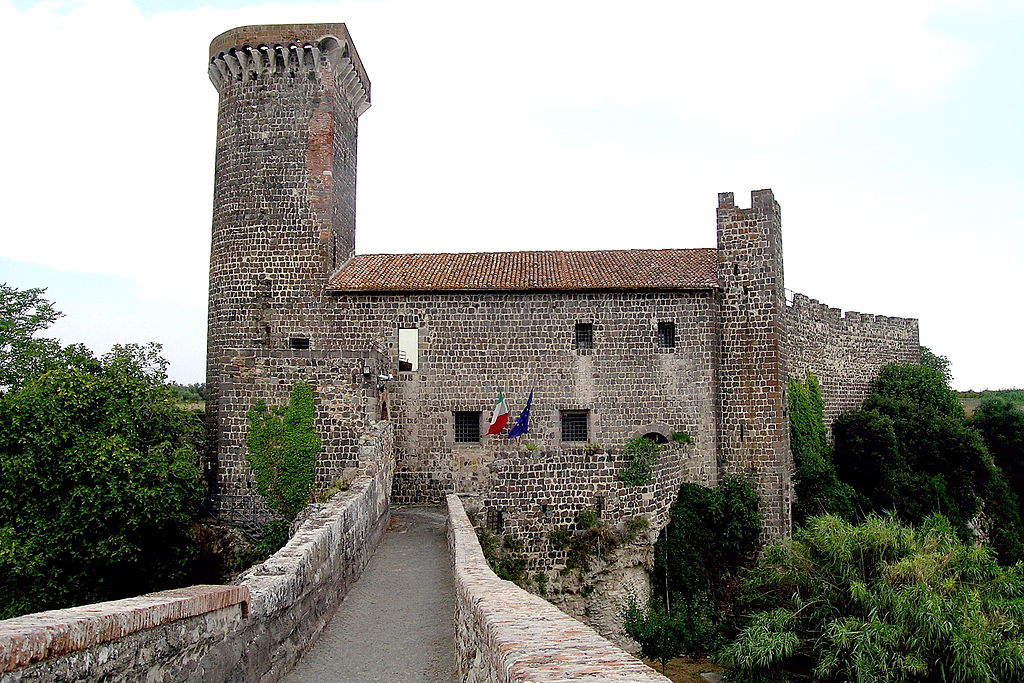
[1,424,393,682]
[716,190,793,537]
[446,495,668,682]
[785,292,920,425]
[206,25,370,528]
[477,442,711,642]
[321,290,721,507]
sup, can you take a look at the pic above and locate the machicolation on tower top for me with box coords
[203,21,921,645]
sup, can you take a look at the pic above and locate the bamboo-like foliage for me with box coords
[720,514,1024,682]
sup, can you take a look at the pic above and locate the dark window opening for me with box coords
[539,502,549,517]
[454,411,481,443]
[595,495,605,517]
[289,336,310,350]
[643,432,670,445]
[486,508,504,533]
[561,410,589,442]
[657,321,676,348]
[574,323,594,350]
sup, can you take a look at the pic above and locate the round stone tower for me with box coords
[205,24,371,523]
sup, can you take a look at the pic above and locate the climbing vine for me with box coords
[246,382,321,527]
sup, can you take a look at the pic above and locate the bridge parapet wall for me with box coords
[1,421,394,682]
[446,494,668,682]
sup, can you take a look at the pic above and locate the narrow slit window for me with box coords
[486,508,504,533]
[657,321,676,348]
[561,410,589,442]
[574,323,594,350]
[289,336,310,350]
[454,411,481,443]
[398,328,419,371]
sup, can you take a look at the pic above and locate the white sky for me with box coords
[1,0,1021,389]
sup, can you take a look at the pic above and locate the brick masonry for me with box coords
[1,425,394,682]
[447,494,668,682]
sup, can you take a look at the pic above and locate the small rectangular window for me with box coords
[561,410,589,442]
[486,508,504,533]
[574,323,594,350]
[289,336,310,350]
[398,328,419,371]
[454,411,481,443]
[657,321,676,348]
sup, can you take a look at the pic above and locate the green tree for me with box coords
[0,284,92,392]
[647,475,761,657]
[970,398,1024,562]
[834,365,992,531]
[0,342,203,618]
[246,382,321,523]
[788,373,855,523]
[919,345,953,384]
[623,598,694,673]
[720,514,1024,682]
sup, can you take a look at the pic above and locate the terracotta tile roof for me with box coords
[327,248,720,292]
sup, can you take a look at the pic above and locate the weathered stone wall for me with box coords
[214,348,387,530]
[446,494,668,682]
[464,441,711,645]
[321,290,721,508]
[1,423,393,682]
[716,190,793,537]
[785,292,920,425]
[205,24,371,529]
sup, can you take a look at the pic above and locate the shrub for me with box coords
[618,437,661,485]
[477,528,528,584]
[0,342,203,617]
[246,382,321,523]
[720,514,1024,682]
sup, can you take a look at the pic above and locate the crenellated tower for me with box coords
[716,189,793,537]
[205,24,371,524]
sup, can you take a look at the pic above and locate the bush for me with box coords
[0,342,203,617]
[648,475,761,657]
[720,514,1024,682]
[618,437,661,485]
[246,382,321,524]
[971,398,1024,562]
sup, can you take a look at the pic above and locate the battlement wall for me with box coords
[785,291,920,424]
[446,495,668,682]
[1,423,394,682]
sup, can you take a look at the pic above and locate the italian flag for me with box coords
[487,391,510,435]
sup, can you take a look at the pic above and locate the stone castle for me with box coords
[205,23,919,638]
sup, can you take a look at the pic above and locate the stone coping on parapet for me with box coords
[446,494,669,681]
[787,291,919,326]
[0,585,249,674]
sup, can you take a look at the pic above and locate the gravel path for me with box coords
[283,507,456,682]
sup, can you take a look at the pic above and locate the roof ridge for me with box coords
[349,247,716,258]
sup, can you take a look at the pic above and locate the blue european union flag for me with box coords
[506,390,534,438]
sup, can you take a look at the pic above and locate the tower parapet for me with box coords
[207,24,370,115]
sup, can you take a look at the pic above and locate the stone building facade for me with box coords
[204,22,920,634]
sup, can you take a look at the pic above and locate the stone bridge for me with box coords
[0,430,667,682]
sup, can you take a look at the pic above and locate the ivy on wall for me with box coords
[246,382,321,526]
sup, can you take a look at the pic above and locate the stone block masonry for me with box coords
[786,292,920,426]
[1,423,394,682]
[447,495,668,681]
